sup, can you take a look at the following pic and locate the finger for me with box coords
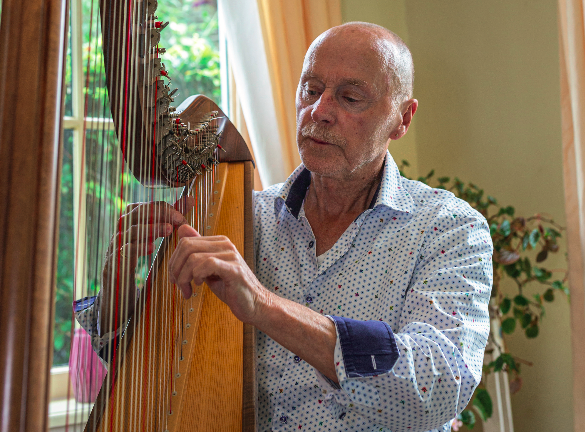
[169,235,235,284]
[177,224,200,239]
[123,201,186,227]
[174,252,235,298]
[174,196,196,216]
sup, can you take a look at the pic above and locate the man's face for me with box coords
[296,29,400,180]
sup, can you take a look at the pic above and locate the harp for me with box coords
[0,0,257,430]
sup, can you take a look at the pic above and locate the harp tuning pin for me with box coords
[156,47,166,54]
[170,88,178,97]
[217,144,226,152]
[168,106,176,113]
[175,118,182,124]
[160,69,170,80]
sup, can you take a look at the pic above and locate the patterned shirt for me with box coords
[74,152,493,432]
[252,152,493,431]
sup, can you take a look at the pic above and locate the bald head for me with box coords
[304,22,414,106]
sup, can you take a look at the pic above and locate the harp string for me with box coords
[71,0,224,429]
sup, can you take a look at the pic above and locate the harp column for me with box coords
[0,0,68,431]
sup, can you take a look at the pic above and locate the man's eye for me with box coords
[344,96,359,103]
[307,90,317,96]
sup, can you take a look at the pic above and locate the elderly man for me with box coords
[77,22,492,432]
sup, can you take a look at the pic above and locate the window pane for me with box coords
[64,8,73,117]
[78,0,220,119]
[157,0,221,105]
[53,129,75,366]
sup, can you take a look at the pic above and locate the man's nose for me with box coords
[310,91,336,124]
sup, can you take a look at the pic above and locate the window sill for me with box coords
[48,398,93,429]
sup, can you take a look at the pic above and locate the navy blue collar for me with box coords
[284,168,381,219]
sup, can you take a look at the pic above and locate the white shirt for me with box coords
[252,152,493,431]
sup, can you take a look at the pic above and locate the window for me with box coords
[50,0,224,426]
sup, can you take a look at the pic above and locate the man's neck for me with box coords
[303,156,385,256]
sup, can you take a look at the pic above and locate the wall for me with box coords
[341,1,573,431]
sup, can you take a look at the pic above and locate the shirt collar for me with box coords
[275,151,414,218]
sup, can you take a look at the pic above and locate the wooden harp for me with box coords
[0,0,257,430]
[79,0,258,430]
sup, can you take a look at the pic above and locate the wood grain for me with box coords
[87,162,256,432]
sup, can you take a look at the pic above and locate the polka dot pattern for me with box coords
[252,152,493,431]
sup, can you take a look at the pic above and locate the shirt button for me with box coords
[308,240,314,248]
[305,295,313,304]
[294,355,301,363]
[280,415,288,424]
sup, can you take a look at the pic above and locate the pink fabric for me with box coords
[69,327,107,403]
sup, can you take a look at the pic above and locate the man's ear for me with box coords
[390,99,418,141]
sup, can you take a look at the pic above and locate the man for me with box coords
[76,22,492,431]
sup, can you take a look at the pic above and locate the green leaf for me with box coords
[522,232,530,250]
[499,220,511,237]
[459,409,476,428]
[473,388,493,421]
[501,317,516,334]
[526,325,539,338]
[487,195,497,205]
[426,170,435,179]
[514,295,529,306]
[492,355,505,372]
[552,280,570,295]
[536,249,548,263]
[513,307,524,320]
[438,176,450,184]
[529,229,541,248]
[401,159,410,167]
[504,263,521,278]
[500,298,511,314]
[490,223,498,236]
[534,267,552,282]
[523,257,532,278]
[543,288,554,302]
[521,313,532,328]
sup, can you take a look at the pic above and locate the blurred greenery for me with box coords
[54,0,220,366]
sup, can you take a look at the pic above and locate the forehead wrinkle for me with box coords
[301,71,380,95]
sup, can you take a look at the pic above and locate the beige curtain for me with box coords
[256,0,342,177]
[219,0,341,188]
[558,1,585,430]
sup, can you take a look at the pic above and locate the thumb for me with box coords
[178,224,200,239]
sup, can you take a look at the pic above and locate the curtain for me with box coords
[558,1,585,430]
[219,0,342,188]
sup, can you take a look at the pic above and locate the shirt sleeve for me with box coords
[314,207,493,431]
[73,294,121,366]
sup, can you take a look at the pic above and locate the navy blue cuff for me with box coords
[72,295,98,313]
[330,316,399,378]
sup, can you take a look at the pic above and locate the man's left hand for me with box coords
[168,224,268,324]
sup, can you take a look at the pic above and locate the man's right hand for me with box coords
[99,197,195,335]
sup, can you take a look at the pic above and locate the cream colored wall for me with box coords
[341,1,573,431]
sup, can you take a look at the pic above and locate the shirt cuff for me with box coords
[73,294,121,366]
[329,316,399,378]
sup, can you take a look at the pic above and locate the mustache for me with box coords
[300,123,346,146]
